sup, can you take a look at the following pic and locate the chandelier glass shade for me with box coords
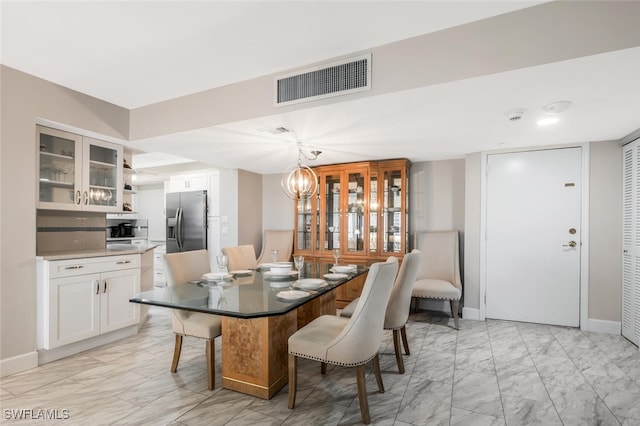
[281,163,318,200]
[280,142,321,200]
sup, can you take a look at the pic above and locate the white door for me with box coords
[486,148,582,326]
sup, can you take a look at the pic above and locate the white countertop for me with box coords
[37,243,157,261]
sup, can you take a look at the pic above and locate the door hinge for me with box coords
[484,292,487,304]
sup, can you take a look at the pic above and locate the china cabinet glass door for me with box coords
[369,174,378,256]
[324,173,341,252]
[345,170,367,255]
[37,127,83,209]
[296,196,314,252]
[382,168,405,254]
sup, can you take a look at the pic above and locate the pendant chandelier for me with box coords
[281,142,321,200]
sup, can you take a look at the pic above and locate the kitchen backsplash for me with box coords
[37,210,105,254]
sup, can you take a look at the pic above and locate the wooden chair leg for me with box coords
[372,354,384,393]
[206,339,215,390]
[171,334,183,373]
[392,329,405,374]
[355,365,371,424]
[400,325,410,355]
[320,362,327,375]
[450,300,460,329]
[288,354,297,409]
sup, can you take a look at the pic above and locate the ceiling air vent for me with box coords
[275,53,371,107]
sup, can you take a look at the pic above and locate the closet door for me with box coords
[622,140,640,346]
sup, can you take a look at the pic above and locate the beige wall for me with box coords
[589,141,622,321]
[237,169,263,253]
[0,66,129,364]
[463,152,482,311]
[261,174,295,231]
[409,160,465,235]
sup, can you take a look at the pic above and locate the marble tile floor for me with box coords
[1,307,639,426]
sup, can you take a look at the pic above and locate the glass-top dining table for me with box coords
[130,261,368,399]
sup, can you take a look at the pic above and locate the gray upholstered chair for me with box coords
[412,231,462,329]
[221,244,258,271]
[288,257,399,424]
[162,249,221,390]
[341,250,422,373]
[256,229,294,264]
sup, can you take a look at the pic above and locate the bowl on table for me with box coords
[270,263,293,275]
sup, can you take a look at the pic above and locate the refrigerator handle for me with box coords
[176,208,184,250]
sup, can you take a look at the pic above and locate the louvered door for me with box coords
[622,140,640,346]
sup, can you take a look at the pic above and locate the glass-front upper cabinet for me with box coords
[37,127,83,210]
[83,137,122,211]
[37,126,123,212]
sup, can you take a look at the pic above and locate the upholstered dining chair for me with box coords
[288,257,399,424]
[162,249,221,390]
[412,230,462,329]
[221,244,258,271]
[256,229,294,264]
[340,250,422,373]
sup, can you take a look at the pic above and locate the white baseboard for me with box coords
[462,307,481,320]
[585,318,621,335]
[0,351,38,378]
[38,325,138,366]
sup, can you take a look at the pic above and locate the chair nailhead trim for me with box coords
[288,352,375,367]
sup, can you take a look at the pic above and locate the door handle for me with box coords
[562,241,577,248]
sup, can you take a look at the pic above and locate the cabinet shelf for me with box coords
[39,179,74,187]
[40,151,74,161]
[89,159,116,168]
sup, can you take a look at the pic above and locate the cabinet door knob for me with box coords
[103,280,108,293]
[95,280,100,295]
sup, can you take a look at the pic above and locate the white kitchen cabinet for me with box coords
[38,254,140,350]
[153,244,167,287]
[167,172,208,193]
[622,140,640,347]
[37,126,124,212]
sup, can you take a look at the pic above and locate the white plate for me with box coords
[276,290,310,300]
[331,266,356,273]
[269,280,293,288]
[294,278,327,290]
[230,269,252,276]
[202,272,233,281]
[264,270,299,279]
[323,273,349,280]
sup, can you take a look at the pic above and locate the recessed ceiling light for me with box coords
[537,116,560,126]
[259,126,290,135]
[543,101,572,113]
[505,109,526,121]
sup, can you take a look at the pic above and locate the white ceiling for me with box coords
[2,1,639,178]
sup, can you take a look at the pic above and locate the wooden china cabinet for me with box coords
[293,159,410,307]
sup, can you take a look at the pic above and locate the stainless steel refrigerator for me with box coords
[166,190,207,253]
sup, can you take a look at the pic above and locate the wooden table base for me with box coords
[220,290,337,399]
